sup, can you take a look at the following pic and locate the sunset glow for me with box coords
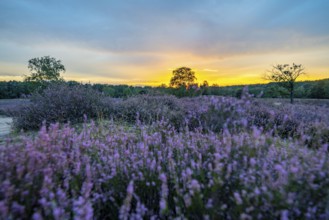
[1,0,328,86]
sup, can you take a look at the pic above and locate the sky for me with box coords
[0,0,329,86]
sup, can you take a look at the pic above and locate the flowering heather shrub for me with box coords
[247,103,300,138]
[247,100,329,148]
[12,91,329,149]
[1,121,329,219]
[111,95,185,128]
[183,96,250,132]
[2,89,329,219]
[265,101,329,126]
[13,84,106,130]
[303,123,329,149]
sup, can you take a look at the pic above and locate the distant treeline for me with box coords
[1,78,329,99]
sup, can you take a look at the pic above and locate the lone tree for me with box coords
[265,63,305,104]
[169,67,197,88]
[25,56,65,82]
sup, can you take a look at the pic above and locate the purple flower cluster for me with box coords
[1,104,329,219]
[2,93,329,219]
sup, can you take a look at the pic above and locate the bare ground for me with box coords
[0,116,13,137]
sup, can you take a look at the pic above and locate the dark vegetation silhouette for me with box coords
[25,56,65,82]
[169,67,197,88]
[0,59,328,99]
[1,78,329,99]
[265,63,305,104]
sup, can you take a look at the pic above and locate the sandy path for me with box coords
[0,116,13,137]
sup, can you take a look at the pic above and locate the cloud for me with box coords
[0,72,21,77]
[1,0,329,57]
[0,0,329,85]
[203,69,218,72]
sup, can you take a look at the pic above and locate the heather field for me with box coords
[1,85,329,219]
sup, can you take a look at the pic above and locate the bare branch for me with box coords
[264,63,305,104]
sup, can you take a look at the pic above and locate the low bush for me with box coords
[110,95,185,128]
[247,105,300,138]
[303,123,329,149]
[246,100,329,146]
[11,90,329,149]
[182,96,249,132]
[13,84,106,130]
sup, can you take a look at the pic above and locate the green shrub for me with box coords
[13,84,106,130]
[111,95,185,128]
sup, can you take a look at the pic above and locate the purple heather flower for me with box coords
[280,210,289,220]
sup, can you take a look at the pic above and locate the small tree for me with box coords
[24,56,65,82]
[200,80,209,95]
[201,80,209,87]
[265,63,305,104]
[169,67,197,88]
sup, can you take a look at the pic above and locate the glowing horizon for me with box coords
[1,0,328,86]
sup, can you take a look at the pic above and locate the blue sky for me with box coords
[1,0,329,85]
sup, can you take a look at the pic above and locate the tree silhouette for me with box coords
[169,67,196,88]
[265,63,305,104]
[25,56,65,82]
